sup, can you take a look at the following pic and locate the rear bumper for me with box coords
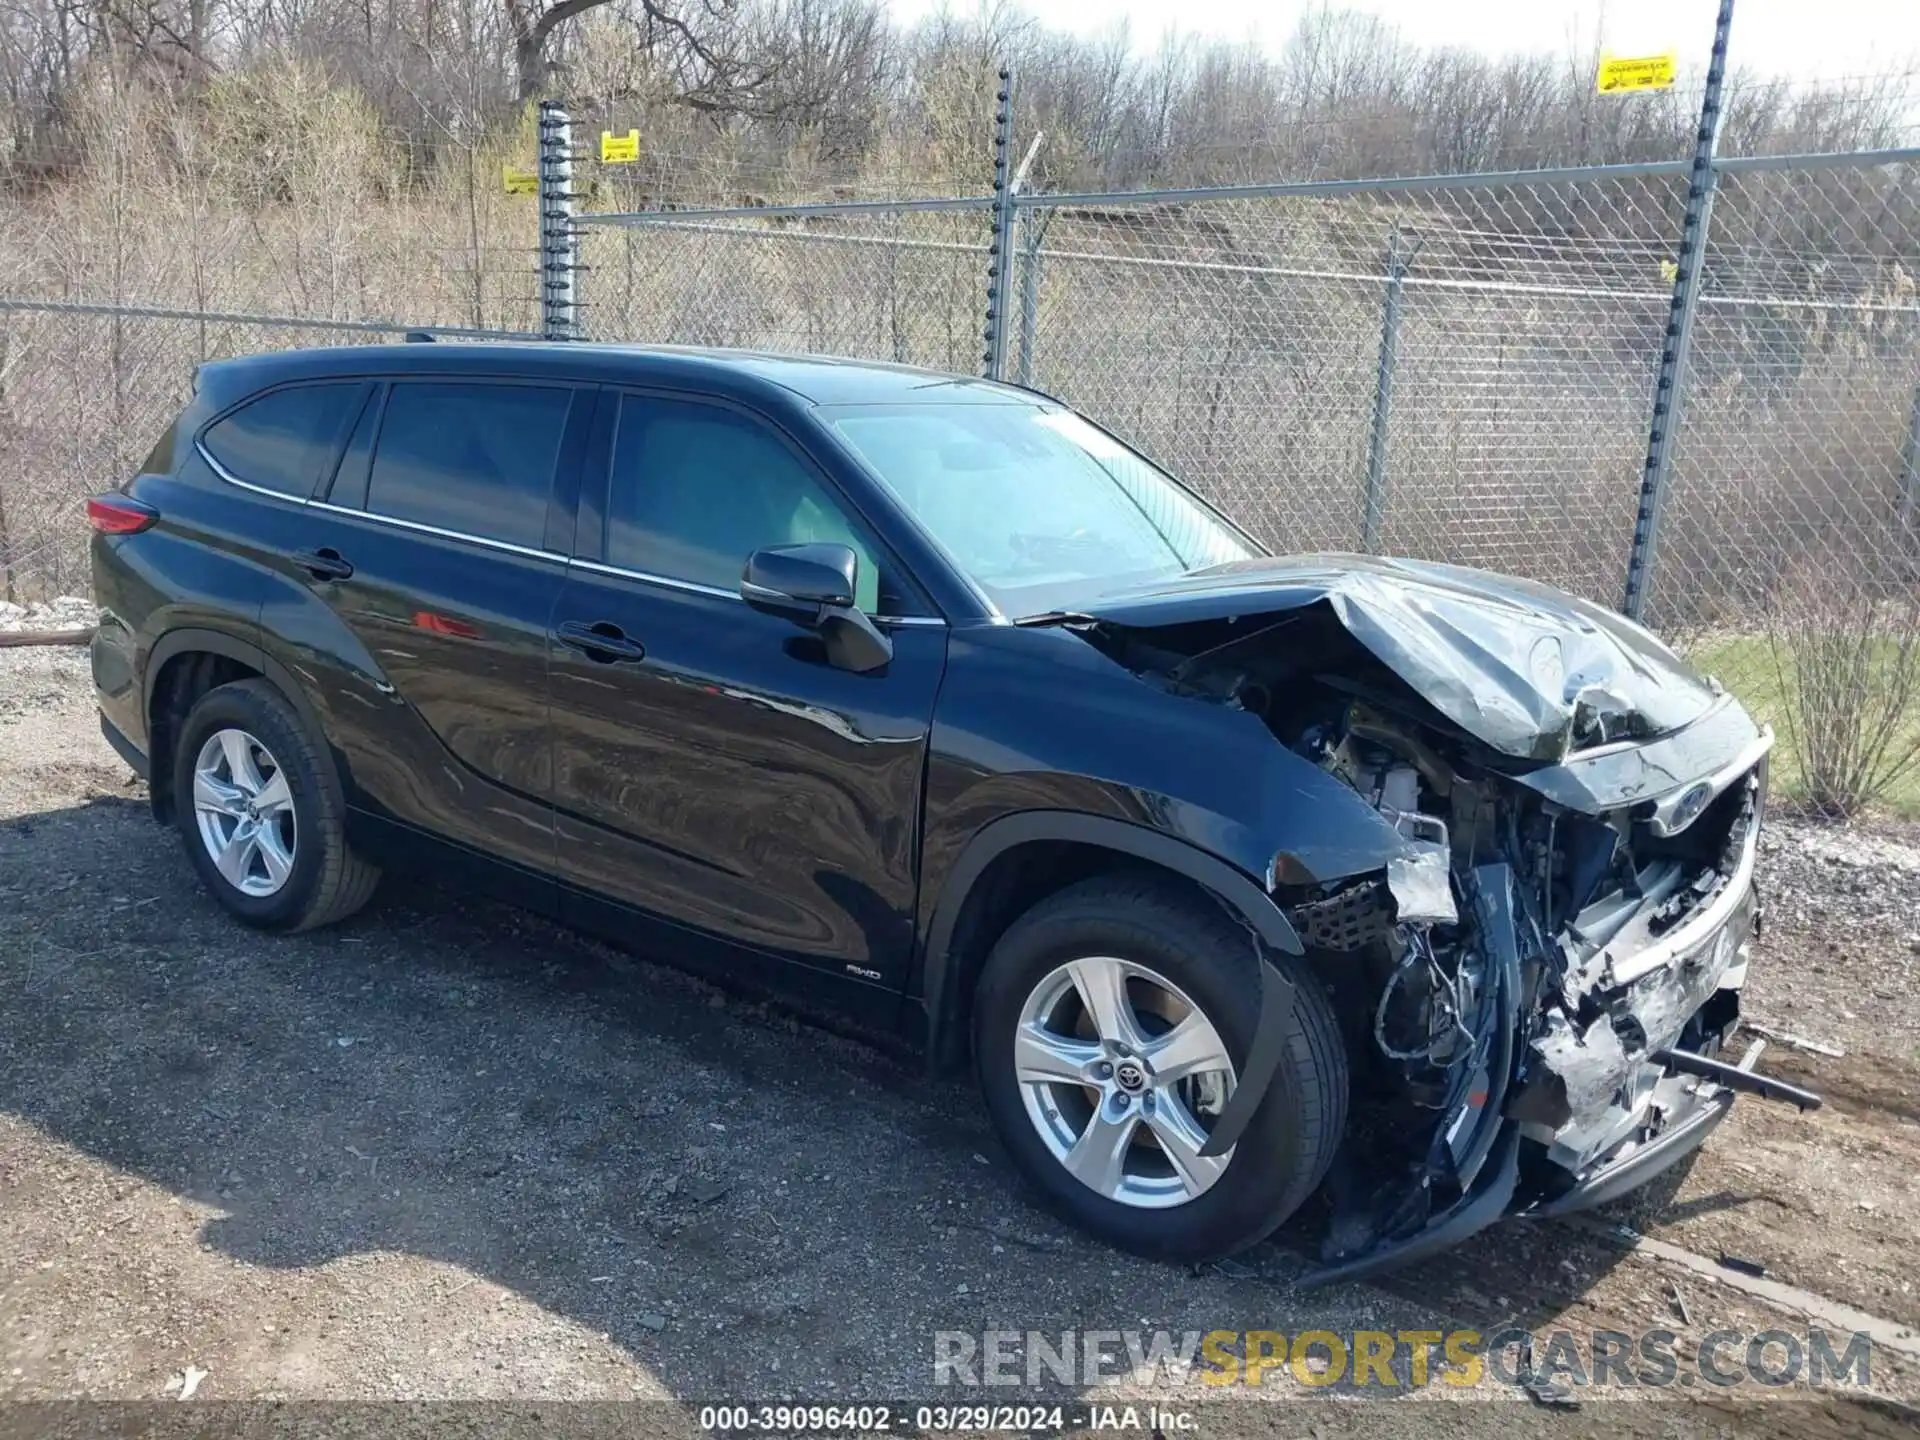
[99,711,149,780]
[90,611,146,756]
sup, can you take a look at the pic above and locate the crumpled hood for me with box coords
[1080,554,1721,760]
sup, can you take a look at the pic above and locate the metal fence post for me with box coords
[1362,225,1414,552]
[981,68,1016,380]
[538,101,581,342]
[1621,0,1736,619]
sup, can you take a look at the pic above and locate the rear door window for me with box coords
[202,383,365,498]
[366,381,573,550]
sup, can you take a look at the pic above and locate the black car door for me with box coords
[249,377,595,895]
[546,390,948,990]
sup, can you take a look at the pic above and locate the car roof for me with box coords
[198,341,1044,409]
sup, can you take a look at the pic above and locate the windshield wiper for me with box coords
[1011,610,1097,628]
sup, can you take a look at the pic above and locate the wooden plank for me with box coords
[0,627,94,648]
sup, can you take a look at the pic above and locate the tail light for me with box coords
[86,494,158,535]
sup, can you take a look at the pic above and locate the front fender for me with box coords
[911,622,1412,1065]
[922,809,1305,995]
[915,624,1408,942]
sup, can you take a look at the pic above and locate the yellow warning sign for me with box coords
[501,165,538,196]
[1597,52,1677,94]
[601,129,640,164]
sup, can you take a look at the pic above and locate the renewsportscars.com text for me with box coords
[933,1327,1873,1392]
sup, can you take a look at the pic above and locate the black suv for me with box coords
[89,342,1798,1280]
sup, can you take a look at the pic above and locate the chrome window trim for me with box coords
[198,443,315,505]
[205,439,946,624]
[200,440,566,564]
[569,557,946,627]
[308,498,562,562]
[570,557,735,600]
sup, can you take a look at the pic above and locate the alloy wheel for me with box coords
[192,727,297,898]
[1013,955,1237,1209]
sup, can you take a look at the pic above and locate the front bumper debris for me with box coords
[1291,774,1823,1288]
[1524,1077,1733,1219]
[1300,1037,1823,1286]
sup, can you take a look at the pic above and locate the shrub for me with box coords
[1765,563,1920,817]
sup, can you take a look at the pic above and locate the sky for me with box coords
[885,0,1920,84]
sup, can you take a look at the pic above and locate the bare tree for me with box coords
[506,0,748,102]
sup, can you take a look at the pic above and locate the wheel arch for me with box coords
[144,628,340,823]
[916,811,1303,1075]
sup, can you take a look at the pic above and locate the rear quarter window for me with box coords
[201,383,366,498]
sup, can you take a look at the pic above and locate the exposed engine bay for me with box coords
[1079,573,1816,1281]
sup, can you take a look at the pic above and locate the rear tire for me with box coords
[172,678,379,932]
[974,873,1347,1263]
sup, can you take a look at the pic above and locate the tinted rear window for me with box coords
[366,382,571,549]
[202,383,364,498]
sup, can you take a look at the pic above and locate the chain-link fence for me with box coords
[998,169,1697,609]
[576,205,994,371]
[0,303,534,600]
[575,148,1920,817]
[575,156,1919,614]
[2,140,1915,817]
[1651,160,1920,624]
[0,89,552,604]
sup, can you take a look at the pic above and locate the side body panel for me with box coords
[245,495,567,879]
[92,456,300,751]
[545,384,953,994]
[548,571,948,989]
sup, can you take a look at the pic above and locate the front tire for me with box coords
[974,874,1347,1263]
[173,678,379,932]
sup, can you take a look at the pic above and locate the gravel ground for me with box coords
[0,596,96,634]
[2,643,1918,1437]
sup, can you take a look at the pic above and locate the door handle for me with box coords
[556,619,646,663]
[293,547,354,582]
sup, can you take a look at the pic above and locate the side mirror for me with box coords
[741,543,893,675]
[741,542,856,617]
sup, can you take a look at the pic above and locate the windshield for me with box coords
[823,402,1258,616]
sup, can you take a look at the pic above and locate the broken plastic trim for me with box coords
[1385,846,1456,925]
[1197,956,1297,1159]
[1607,787,1761,988]
[1654,1047,1823,1112]
[1302,1128,1522,1289]
[1524,1088,1733,1220]
[1299,862,1524,1286]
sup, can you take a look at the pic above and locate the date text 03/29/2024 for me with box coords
[697,1405,1192,1432]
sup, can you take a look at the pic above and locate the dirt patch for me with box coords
[2,647,1917,1430]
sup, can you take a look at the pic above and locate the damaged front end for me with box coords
[1287,698,1778,1284]
[1077,558,1819,1282]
